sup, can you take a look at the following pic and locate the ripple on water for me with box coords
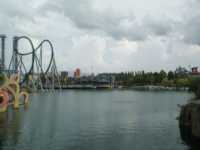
[0,90,192,150]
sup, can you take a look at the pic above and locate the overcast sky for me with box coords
[0,0,200,73]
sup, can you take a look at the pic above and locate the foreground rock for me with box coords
[179,100,200,148]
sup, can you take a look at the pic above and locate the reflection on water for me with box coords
[0,90,195,150]
[0,108,24,149]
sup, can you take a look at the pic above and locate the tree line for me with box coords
[111,67,190,87]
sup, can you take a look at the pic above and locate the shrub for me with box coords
[0,73,6,86]
[189,76,200,99]
[175,78,190,87]
[161,79,174,87]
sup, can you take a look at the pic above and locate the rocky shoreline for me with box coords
[179,100,200,148]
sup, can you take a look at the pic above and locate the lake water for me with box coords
[0,90,193,150]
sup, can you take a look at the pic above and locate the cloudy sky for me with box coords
[0,0,200,73]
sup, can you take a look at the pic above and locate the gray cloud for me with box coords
[41,0,175,42]
[181,1,200,45]
[183,17,200,45]
[0,0,200,72]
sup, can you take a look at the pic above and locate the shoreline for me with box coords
[50,85,189,91]
[128,85,189,91]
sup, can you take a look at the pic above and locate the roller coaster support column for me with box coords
[0,35,6,70]
[13,36,18,73]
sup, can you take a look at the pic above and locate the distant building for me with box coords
[60,71,68,85]
[61,71,68,78]
[94,73,112,85]
[175,66,189,77]
[191,67,199,75]
[74,68,81,78]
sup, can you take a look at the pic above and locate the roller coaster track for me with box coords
[8,36,61,91]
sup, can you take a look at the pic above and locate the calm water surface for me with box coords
[0,90,193,150]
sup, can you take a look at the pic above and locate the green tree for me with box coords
[167,71,174,80]
[160,70,167,80]
[189,77,200,99]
